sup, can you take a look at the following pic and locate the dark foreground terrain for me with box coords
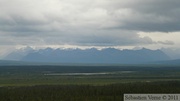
[0,65,180,101]
[0,81,180,101]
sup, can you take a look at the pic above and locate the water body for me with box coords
[44,71,133,76]
[44,72,108,76]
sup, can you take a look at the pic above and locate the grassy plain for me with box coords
[0,65,180,101]
[0,65,180,86]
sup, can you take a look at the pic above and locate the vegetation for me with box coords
[0,81,180,101]
[0,65,180,86]
[0,65,180,101]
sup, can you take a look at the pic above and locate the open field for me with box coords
[0,65,180,101]
[0,65,180,86]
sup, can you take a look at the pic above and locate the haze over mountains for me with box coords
[0,1,180,66]
[3,47,171,64]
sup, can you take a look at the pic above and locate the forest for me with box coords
[0,81,180,101]
[0,65,180,101]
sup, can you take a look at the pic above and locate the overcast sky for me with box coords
[0,0,180,57]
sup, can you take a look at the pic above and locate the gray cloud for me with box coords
[0,0,179,48]
[158,41,174,45]
[106,0,180,32]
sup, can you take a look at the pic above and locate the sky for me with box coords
[0,0,180,57]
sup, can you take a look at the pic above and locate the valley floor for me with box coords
[0,65,180,101]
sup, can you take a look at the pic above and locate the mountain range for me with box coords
[3,47,171,64]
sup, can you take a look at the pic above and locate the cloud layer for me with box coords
[0,0,180,50]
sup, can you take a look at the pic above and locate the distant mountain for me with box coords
[161,48,180,59]
[0,60,29,66]
[6,47,169,64]
[4,46,35,60]
[155,59,180,65]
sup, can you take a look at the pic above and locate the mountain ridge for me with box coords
[4,47,170,64]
